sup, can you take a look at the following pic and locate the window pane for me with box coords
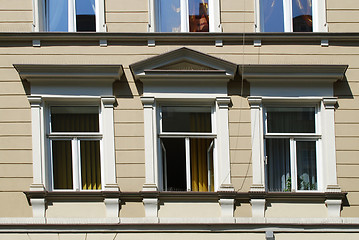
[162,106,211,133]
[191,138,214,192]
[260,0,284,32]
[267,107,315,133]
[76,0,96,31]
[266,139,291,191]
[158,0,181,32]
[52,140,73,189]
[47,0,68,31]
[80,140,101,190]
[51,106,99,132]
[162,138,187,191]
[297,141,317,190]
[292,0,312,32]
[189,0,209,32]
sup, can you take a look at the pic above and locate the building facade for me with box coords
[0,0,358,239]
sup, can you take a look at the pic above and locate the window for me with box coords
[159,106,215,191]
[49,106,102,191]
[33,0,106,32]
[257,0,327,32]
[150,0,221,32]
[46,0,95,31]
[264,106,319,192]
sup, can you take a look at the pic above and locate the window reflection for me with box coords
[189,0,209,32]
[260,0,284,32]
[158,0,181,32]
[292,0,312,32]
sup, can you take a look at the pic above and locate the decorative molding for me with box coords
[219,199,235,218]
[143,198,159,219]
[254,39,261,47]
[13,64,124,83]
[130,47,237,82]
[323,97,338,109]
[5,32,359,43]
[247,97,262,108]
[30,198,46,218]
[240,65,348,83]
[325,199,342,218]
[250,198,266,217]
[321,39,329,47]
[104,198,120,218]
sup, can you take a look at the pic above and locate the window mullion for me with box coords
[291,138,297,191]
[283,0,292,32]
[185,137,191,191]
[72,138,80,190]
[180,0,189,32]
[68,0,76,32]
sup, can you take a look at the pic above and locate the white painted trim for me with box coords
[141,97,158,192]
[28,96,45,192]
[325,199,342,218]
[1,217,359,226]
[101,97,118,191]
[322,98,341,193]
[216,97,232,190]
[219,198,235,218]
[248,97,265,192]
[143,198,159,219]
[250,199,266,217]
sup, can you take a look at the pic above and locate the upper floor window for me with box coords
[46,0,95,31]
[150,0,221,32]
[33,0,106,32]
[257,0,327,32]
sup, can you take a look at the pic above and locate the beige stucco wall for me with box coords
[0,40,357,218]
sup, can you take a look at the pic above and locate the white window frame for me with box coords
[263,104,322,192]
[157,104,217,191]
[254,0,328,32]
[32,0,106,32]
[148,0,221,32]
[46,104,104,191]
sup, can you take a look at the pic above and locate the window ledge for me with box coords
[24,191,347,204]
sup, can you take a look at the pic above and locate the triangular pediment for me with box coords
[130,47,237,82]
[155,60,216,71]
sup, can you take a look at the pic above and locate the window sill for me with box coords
[24,190,347,205]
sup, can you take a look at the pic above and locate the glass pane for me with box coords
[47,0,68,31]
[267,107,315,133]
[190,138,213,192]
[189,0,209,32]
[292,0,312,32]
[266,139,291,191]
[297,141,317,190]
[162,106,211,133]
[162,138,187,191]
[80,140,101,190]
[158,0,181,32]
[52,140,73,189]
[51,106,99,132]
[76,0,96,31]
[260,0,284,32]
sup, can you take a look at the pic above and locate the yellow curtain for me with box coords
[81,140,101,190]
[52,140,73,189]
[52,111,101,190]
[190,113,214,192]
